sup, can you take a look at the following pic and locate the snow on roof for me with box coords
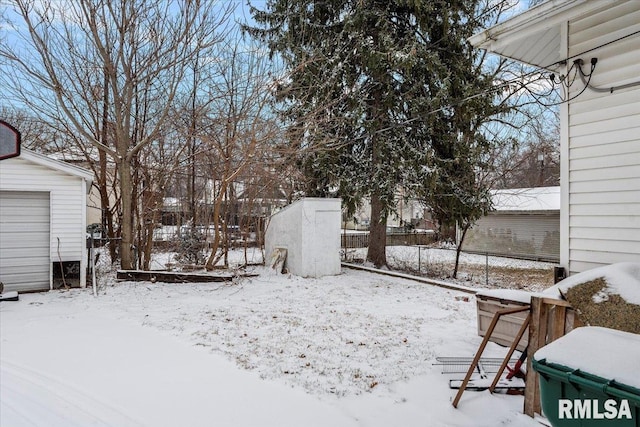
[544,262,640,306]
[534,326,640,390]
[491,187,560,212]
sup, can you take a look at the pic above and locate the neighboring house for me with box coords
[463,187,560,262]
[237,184,289,219]
[0,149,93,292]
[347,194,433,231]
[470,0,640,274]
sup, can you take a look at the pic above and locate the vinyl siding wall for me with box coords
[565,1,640,273]
[0,156,88,287]
[463,212,560,262]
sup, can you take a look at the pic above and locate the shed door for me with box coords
[0,191,50,292]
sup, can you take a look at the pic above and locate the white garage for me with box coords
[0,149,93,293]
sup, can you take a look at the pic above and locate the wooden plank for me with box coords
[117,270,257,283]
[524,297,542,417]
[534,301,548,415]
[540,297,572,307]
[524,298,581,418]
[551,306,567,342]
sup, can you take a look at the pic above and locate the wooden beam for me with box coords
[117,270,257,283]
[551,306,567,342]
[524,297,542,417]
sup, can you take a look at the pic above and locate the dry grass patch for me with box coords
[564,277,640,334]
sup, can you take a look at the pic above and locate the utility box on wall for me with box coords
[265,198,341,278]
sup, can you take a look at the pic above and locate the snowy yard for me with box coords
[1,253,541,427]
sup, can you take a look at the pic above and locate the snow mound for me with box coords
[543,262,640,334]
[544,262,640,305]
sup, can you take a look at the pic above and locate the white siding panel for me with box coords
[570,115,638,138]
[570,249,639,266]
[587,50,640,88]
[570,97,640,127]
[570,164,640,182]
[569,1,639,35]
[570,85,640,115]
[570,190,640,205]
[571,140,638,160]
[570,215,638,229]
[570,203,639,217]
[570,152,640,170]
[571,238,639,254]
[571,127,638,149]
[570,226,640,242]
[570,177,640,193]
[568,259,615,275]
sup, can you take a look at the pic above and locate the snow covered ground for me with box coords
[1,252,541,427]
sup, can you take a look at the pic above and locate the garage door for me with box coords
[0,191,50,292]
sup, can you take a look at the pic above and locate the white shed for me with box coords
[0,149,93,292]
[265,198,341,278]
[470,0,640,275]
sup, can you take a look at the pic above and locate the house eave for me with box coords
[469,0,609,70]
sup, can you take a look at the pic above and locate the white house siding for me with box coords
[564,1,640,273]
[0,155,89,289]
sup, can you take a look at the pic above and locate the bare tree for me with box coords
[196,32,281,270]
[1,0,232,269]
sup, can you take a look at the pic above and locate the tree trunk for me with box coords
[99,149,118,262]
[120,158,135,270]
[367,191,387,268]
[99,70,118,263]
[204,180,228,270]
[453,224,469,279]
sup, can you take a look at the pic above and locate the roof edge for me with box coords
[470,0,591,48]
[19,149,94,184]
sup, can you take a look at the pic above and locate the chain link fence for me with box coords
[343,244,557,292]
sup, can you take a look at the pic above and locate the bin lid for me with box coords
[534,326,640,390]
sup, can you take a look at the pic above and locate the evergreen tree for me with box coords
[247,0,502,268]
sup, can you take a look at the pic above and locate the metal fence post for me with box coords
[485,252,489,287]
